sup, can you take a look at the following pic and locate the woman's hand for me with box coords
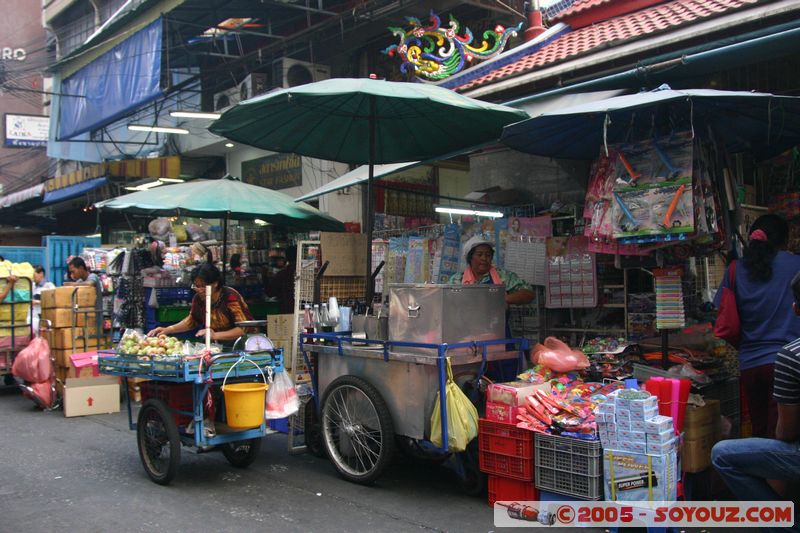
[7,275,17,285]
[147,326,167,337]
[197,328,216,341]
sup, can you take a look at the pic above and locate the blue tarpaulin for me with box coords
[43,177,108,205]
[58,18,163,140]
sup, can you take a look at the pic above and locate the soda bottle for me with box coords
[303,304,314,335]
[312,304,321,332]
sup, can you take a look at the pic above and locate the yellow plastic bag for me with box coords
[430,357,479,452]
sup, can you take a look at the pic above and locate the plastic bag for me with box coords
[265,370,299,419]
[430,357,479,452]
[148,217,172,241]
[532,337,590,373]
[11,336,52,383]
[667,362,711,384]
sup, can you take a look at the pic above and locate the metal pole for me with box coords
[365,95,376,307]
[222,213,229,280]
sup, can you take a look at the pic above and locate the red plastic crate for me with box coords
[479,418,534,458]
[140,381,194,428]
[488,475,539,506]
[479,449,535,480]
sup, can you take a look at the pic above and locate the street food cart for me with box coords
[300,284,528,490]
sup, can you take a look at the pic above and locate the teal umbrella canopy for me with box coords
[95,176,344,231]
[208,78,528,165]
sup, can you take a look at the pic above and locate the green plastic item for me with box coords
[156,306,191,323]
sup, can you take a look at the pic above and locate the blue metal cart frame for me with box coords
[299,332,529,487]
[98,349,284,484]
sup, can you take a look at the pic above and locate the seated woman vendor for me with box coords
[449,236,535,306]
[147,263,254,343]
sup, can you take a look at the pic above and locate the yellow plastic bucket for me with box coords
[219,355,269,430]
[222,382,268,429]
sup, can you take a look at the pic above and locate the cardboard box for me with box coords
[41,286,96,310]
[49,328,100,350]
[268,314,296,340]
[487,381,551,407]
[683,400,720,440]
[42,308,92,328]
[604,448,678,502]
[63,376,120,417]
[681,433,718,473]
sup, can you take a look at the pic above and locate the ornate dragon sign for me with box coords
[383,11,523,81]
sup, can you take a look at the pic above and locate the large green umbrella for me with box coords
[208,77,528,301]
[96,176,344,274]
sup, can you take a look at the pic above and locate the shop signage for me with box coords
[4,113,49,147]
[0,48,26,61]
[241,153,302,190]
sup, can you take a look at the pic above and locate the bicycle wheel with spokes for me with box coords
[321,375,394,484]
[137,399,181,485]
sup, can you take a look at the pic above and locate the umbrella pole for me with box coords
[365,96,376,309]
[222,213,229,280]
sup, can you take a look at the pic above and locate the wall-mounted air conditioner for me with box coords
[238,72,268,102]
[213,86,240,111]
[272,58,330,88]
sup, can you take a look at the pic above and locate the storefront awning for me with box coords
[43,177,108,205]
[0,184,44,208]
[295,161,423,202]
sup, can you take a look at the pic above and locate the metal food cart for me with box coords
[300,284,529,490]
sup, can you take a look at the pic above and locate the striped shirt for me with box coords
[774,337,800,404]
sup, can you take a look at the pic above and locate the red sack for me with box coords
[713,261,740,348]
[11,336,53,383]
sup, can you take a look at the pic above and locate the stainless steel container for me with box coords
[388,284,506,351]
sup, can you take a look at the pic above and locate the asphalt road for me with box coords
[0,387,523,533]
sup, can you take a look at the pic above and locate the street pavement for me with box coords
[0,387,522,533]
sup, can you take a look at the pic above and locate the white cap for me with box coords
[462,235,494,265]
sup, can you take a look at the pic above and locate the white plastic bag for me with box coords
[265,370,299,419]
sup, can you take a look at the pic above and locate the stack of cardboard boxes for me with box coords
[681,399,721,472]
[41,286,104,388]
[267,314,309,384]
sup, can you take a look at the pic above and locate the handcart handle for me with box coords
[220,355,269,391]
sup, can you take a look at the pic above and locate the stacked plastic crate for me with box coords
[479,382,544,506]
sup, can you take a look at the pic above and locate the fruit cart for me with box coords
[98,346,284,485]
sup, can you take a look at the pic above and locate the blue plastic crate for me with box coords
[268,418,289,433]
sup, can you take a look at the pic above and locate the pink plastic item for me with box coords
[531,337,590,373]
[11,336,52,383]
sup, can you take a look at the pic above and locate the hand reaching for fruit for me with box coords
[196,328,215,341]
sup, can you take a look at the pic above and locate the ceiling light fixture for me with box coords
[225,142,234,148]
[124,179,167,191]
[254,219,269,226]
[158,178,184,183]
[128,124,189,135]
[434,206,504,218]
[169,111,222,120]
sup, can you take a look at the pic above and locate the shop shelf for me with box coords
[140,381,194,428]
[534,433,603,500]
[479,449,534,481]
[487,475,538,507]
[479,418,534,458]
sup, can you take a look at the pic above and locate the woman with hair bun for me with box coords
[715,214,800,438]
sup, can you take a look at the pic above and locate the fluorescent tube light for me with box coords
[435,206,504,218]
[158,178,184,183]
[169,111,222,120]
[124,180,166,191]
[254,219,269,226]
[128,124,189,134]
[225,142,235,148]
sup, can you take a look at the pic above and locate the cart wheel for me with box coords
[137,399,181,485]
[303,397,326,458]
[321,375,394,484]
[458,439,486,497]
[221,438,262,468]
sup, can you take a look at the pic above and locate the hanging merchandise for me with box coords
[404,237,430,283]
[437,224,462,283]
[545,236,597,308]
[385,237,408,286]
[654,268,686,330]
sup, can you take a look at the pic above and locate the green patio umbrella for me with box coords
[208,77,528,302]
[96,176,344,274]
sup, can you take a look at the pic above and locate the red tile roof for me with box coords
[454,0,758,92]
[550,0,615,22]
